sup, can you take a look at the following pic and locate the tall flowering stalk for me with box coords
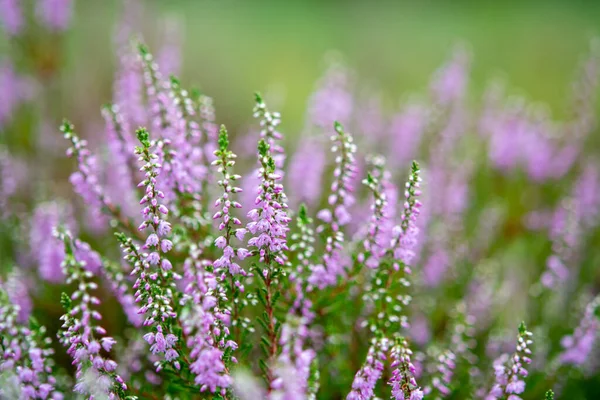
[117,128,180,371]
[348,161,423,399]
[176,125,247,395]
[558,294,600,366]
[179,245,232,394]
[388,336,423,400]
[308,121,357,289]
[62,120,141,237]
[212,125,250,333]
[269,205,319,399]
[0,288,59,399]
[487,322,534,400]
[137,43,192,204]
[422,348,456,399]
[55,228,129,398]
[246,95,291,390]
[246,137,291,389]
[347,337,389,400]
[194,90,220,211]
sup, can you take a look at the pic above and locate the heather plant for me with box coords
[2,6,600,399]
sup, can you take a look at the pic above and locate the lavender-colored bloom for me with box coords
[0,289,60,399]
[0,0,22,35]
[574,161,600,226]
[360,156,392,270]
[389,103,428,170]
[62,121,112,231]
[102,105,140,219]
[55,228,127,397]
[307,56,354,129]
[101,260,143,327]
[388,337,422,400]
[308,122,357,289]
[114,45,147,128]
[287,137,326,208]
[181,251,232,394]
[273,312,317,399]
[0,62,35,129]
[1,271,32,324]
[246,95,291,266]
[431,47,469,105]
[559,295,600,366]
[212,125,247,281]
[0,147,27,220]
[138,44,202,203]
[30,202,75,283]
[423,349,456,398]
[118,128,180,369]
[347,338,388,400]
[541,200,578,289]
[421,247,450,288]
[36,0,73,31]
[157,15,183,77]
[486,323,533,400]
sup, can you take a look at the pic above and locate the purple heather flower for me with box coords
[0,288,60,399]
[287,136,327,208]
[423,349,456,398]
[157,16,183,77]
[431,46,470,105]
[246,96,291,266]
[0,147,28,220]
[30,202,75,283]
[36,0,73,31]
[0,0,23,35]
[118,127,180,369]
[181,250,232,394]
[102,105,139,218]
[212,125,248,282]
[1,271,32,324]
[55,229,127,398]
[486,323,533,400]
[574,161,600,226]
[62,121,112,231]
[0,61,35,129]
[559,295,600,366]
[308,122,357,289]
[347,338,388,400]
[308,55,354,128]
[389,103,428,170]
[388,337,422,400]
[114,45,147,128]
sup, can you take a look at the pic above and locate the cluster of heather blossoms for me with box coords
[3,9,600,397]
[486,323,533,400]
[54,228,128,399]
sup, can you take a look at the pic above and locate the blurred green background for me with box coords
[4,0,600,139]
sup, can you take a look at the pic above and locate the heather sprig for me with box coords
[179,252,234,394]
[388,336,423,400]
[118,127,181,371]
[62,120,140,237]
[347,337,389,400]
[246,96,292,390]
[55,228,130,399]
[308,121,357,289]
[557,294,600,366]
[487,322,534,400]
[422,348,456,399]
[0,288,60,400]
[212,125,251,337]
